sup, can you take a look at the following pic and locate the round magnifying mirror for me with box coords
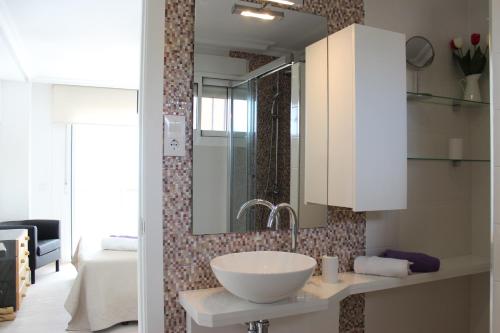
[406,36,435,69]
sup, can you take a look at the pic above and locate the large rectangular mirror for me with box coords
[192,0,328,235]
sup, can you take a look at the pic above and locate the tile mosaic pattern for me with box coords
[163,0,365,332]
[340,295,366,333]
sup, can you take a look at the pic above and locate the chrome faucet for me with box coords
[267,203,299,252]
[237,199,299,252]
[237,199,278,225]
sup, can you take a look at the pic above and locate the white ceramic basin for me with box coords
[210,251,317,303]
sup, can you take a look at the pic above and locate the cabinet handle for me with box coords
[20,243,25,247]
[26,283,31,287]
[22,293,26,298]
[21,276,26,281]
[25,236,30,241]
[25,251,29,256]
[20,259,25,264]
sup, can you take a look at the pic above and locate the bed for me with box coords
[65,240,138,331]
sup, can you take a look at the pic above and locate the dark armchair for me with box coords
[0,219,61,284]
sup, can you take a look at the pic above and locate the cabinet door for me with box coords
[328,24,407,211]
[328,27,355,209]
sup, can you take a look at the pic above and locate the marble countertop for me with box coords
[179,255,490,328]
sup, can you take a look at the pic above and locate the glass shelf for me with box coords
[408,157,490,162]
[407,92,490,108]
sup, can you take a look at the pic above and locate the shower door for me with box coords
[228,80,256,232]
[228,65,293,232]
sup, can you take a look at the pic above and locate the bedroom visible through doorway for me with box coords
[0,0,146,332]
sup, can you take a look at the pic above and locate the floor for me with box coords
[0,263,138,333]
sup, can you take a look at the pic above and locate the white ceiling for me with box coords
[195,0,327,57]
[0,0,142,89]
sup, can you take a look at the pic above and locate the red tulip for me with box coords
[450,39,457,49]
[471,33,480,45]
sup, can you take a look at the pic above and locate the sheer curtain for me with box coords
[71,123,139,252]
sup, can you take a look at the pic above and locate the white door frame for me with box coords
[138,0,165,332]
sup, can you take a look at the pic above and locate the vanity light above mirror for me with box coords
[264,0,304,6]
[232,4,284,21]
[232,0,304,22]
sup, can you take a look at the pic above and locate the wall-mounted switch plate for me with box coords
[164,115,186,157]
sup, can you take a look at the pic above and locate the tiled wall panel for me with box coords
[163,1,365,332]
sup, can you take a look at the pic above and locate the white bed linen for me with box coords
[101,236,138,251]
[65,249,138,331]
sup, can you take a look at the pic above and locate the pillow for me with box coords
[101,236,138,251]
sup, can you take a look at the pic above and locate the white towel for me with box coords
[101,236,138,251]
[354,256,410,278]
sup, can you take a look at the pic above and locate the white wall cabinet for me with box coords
[305,24,407,212]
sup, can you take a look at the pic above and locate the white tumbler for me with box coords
[322,255,339,284]
[449,138,463,160]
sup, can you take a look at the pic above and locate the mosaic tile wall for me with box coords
[163,1,365,332]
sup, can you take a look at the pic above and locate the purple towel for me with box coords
[381,250,440,273]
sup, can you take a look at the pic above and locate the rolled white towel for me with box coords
[101,236,138,251]
[354,256,410,278]
[0,242,6,257]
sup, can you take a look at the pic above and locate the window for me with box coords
[199,85,228,132]
[193,80,248,133]
[201,96,227,131]
[71,124,139,251]
[232,99,248,132]
[231,84,249,133]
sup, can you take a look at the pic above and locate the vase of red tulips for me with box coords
[450,33,488,102]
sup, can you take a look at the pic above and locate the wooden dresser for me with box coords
[0,229,31,311]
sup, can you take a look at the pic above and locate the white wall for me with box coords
[366,278,471,333]
[30,84,55,218]
[364,0,490,332]
[193,143,228,234]
[194,54,248,76]
[30,83,72,260]
[0,81,73,261]
[0,81,31,220]
[364,0,490,256]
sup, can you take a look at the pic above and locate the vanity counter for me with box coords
[179,286,330,328]
[180,255,489,328]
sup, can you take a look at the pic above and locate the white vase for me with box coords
[461,74,482,102]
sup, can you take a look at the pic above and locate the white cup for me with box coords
[322,255,339,284]
[449,138,463,160]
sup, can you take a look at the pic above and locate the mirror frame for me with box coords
[406,35,435,70]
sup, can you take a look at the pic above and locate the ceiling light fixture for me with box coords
[263,0,303,6]
[232,4,284,21]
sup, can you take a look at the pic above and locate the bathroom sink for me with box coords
[210,251,316,303]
